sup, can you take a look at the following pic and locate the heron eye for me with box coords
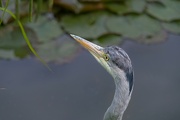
[104,54,109,61]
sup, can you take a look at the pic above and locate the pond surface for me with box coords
[0,34,180,120]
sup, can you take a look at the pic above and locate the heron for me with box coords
[70,34,134,120]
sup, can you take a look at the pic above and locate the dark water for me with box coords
[0,34,180,120]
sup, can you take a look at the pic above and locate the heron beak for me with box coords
[70,34,104,58]
[70,34,112,75]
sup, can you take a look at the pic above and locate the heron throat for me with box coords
[103,68,133,120]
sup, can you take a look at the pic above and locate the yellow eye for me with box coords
[104,54,109,61]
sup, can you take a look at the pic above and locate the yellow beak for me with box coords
[70,34,104,58]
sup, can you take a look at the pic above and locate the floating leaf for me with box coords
[147,0,180,21]
[61,12,108,39]
[36,35,80,63]
[0,7,51,70]
[129,0,146,13]
[105,0,146,14]
[14,47,29,58]
[162,21,180,34]
[137,30,167,44]
[96,34,123,47]
[0,49,18,59]
[106,14,162,42]
[105,3,129,15]
[27,15,63,42]
[0,26,26,49]
[54,0,83,13]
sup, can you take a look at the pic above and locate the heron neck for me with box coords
[114,75,130,113]
[104,74,130,120]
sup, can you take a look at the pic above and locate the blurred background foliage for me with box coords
[0,0,180,63]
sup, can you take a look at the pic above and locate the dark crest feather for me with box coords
[104,46,134,94]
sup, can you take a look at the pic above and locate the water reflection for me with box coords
[0,34,180,120]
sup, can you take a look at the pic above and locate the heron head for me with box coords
[70,34,132,77]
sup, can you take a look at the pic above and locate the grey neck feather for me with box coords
[103,69,132,120]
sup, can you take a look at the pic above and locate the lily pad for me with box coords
[162,21,180,34]
[129,0,146,13]
[54,0,83,13]
[137,30,167,44]
[147,0,180,21]
[26,15,63,42]
[0,26,26,49]
[14,47,29,58]
[96,34,123,47]
[36,35,80,63]
[0,49,18,59]
[61,11,108,39]
[105,0,146,14]
[0,25,34,59]
[106,14,162,43]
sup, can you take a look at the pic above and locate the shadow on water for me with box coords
[0,34,180,120]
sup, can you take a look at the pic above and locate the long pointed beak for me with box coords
[70,34,104,58]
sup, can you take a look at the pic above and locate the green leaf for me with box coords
[137,30,167,44]
[105,3,129,15]
[36,35,80,63]
[0,26,26,49]
[0,7,51,70]
[105,0,146,14]
[54,0,82,13]
[147,0,180,21]
[14,47,29,58]
[129,0,146,13]
[0,49,18,59]
[27,15,63,42]
[96,34,123,47]
[106,14,162,41]
[61,12,108,39]
[162,21,180,34]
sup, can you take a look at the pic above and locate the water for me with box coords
[0,34,180,120]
